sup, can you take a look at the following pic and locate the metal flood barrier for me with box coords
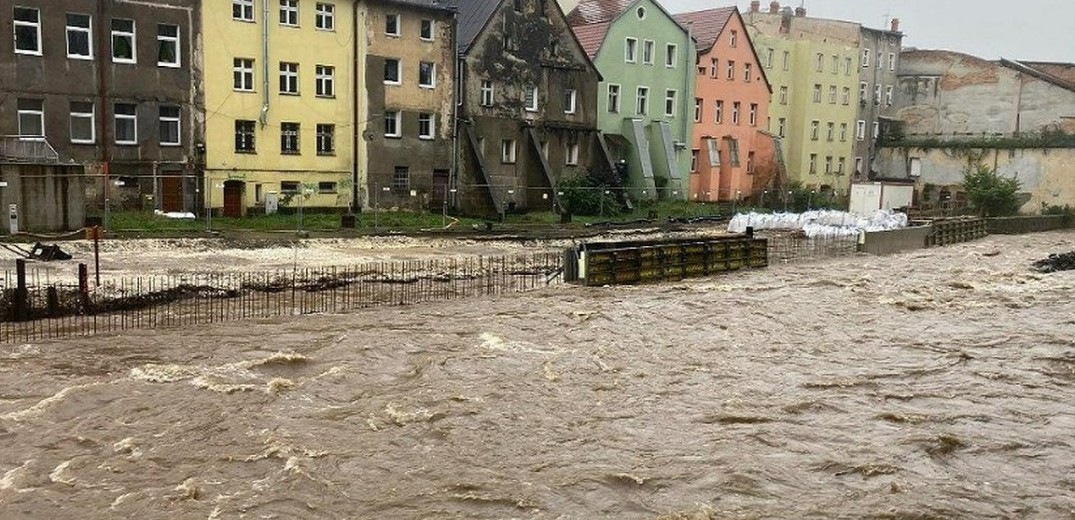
[565,233,768,286]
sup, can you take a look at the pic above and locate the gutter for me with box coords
[259,0,270,126]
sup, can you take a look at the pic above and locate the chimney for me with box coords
[794,6,806,17]
[890,18,900,32]
[769,2,780,14]
[750,1,760,13]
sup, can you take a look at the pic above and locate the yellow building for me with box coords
[202,0,355,216]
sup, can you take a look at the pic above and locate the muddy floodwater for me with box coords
[2,232,1074,519]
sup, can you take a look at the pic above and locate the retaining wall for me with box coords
[859,225,933,255]
[987,215,1072,234]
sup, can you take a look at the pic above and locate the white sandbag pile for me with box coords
[727,210,908,238]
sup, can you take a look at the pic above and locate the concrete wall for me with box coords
[858,224,930,255]
[1,164,86,233]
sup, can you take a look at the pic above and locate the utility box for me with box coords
[265,192,279,215]
[850,182,914,216]
[8,203,18,234]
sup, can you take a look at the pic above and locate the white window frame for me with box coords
[874,84,882,104]
[159,105,181,146]
[234,58,255,91]
[693,98,702,122]
[66,13,93,60]
[889,52,896,71]
[838,157,846,174]
[714,100,723,123]
[856,120,866,140]
[730,30,738,47]
[726,60,735,80]
[665,43,677,68]
[234,0,255,22]
[859,81,868,103]
[841,86,850,105]
[828,85,837,104]
[690,149,698,172]
[279,0,299,26]
[664,89,676,118]
[749,103,758,126]
[862,48,870,67]
[14,7,42,56]
[779,86,788,105]
[418,61,436,89]
[480,80,494,107]
[840,123,848,142]
[885,85,893,106]
[815,53,824,72]
[111,18,137,64]
[625,37,637,63]
[69,101,95,144]
[642,39,654,65]
[832,54,839,74]
[418,113,435,140]
[385,13,400,36]
[420,19,434,41]
[873,121,881,139]
[157,24,180,68]
[279,62,299,94]
[114,103,138,145]
[745,63,752,82]
[564,88,577,115]
[809,153,818,174]
[812,84,821,103]
[384,110,400,137]
[501,139,516,164]
[384,58,401,85]
[315,65,335,97]
[17,99,44,139]
[524,85,538,112]
[826,121,834,141]
[825,155,833,175]
[635,86,648,115]
[315,3,335,30]
[732,101,740,125]
[777,117,786,138]
[810,120,819,141]
[607,84,620,113]
[565,142,579,166]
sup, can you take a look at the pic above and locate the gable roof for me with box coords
[673,7,735,53]
[454,0,502,53]
[571,21,612,60]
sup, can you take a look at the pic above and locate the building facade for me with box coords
[0,0,202,217]
[202,0,354,216]
[569,0,695,202]
[356,0,455,213]
[856,21,903,181]
[455,0,606,217]
[676,6,774,202]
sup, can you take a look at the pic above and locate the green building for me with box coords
[568,0,696,201]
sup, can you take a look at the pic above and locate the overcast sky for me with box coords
[659,0,1074,62]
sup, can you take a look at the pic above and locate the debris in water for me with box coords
[1032,251,1075,273]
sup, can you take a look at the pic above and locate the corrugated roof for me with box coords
[570,21,612,59]
[454,0,503,53]
[673,7,735,53]
[566,0,633,25]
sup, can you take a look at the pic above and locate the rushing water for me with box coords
[1,232,1074,519]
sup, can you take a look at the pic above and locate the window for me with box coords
[279,62,299,94]
[810,120,819,141]
[828,85,837,104]
[874,84,882,104]
[384,58,400,84]
[664,90,676,117]
[235,120,256,151]
[625,37,637,62]
[727,138,740,166]
[726,60,735,80]
[841,86,850,105]
[731,101,740,125]
[777,117,786,138]
[514,0,523,12]
[17,99,44,138]
[862,48,870,67]
[481,80,494,106]
[826,122,834,141]
[885,85,893,106]
[635,87,648,115]
[114,103,137,145]
[859,81,868,103]
[889,52,896,71]
[280,122,300,154]
[815,53,824,72]
[420,19,434,40]
[565,142,579,166]
[607,84,620,113]
[745,63,752,82]
[385,13,400,35]
[690,150,698,172]
[280,0,298,26]
[747,151,755,173]
[693,98,702,122]
[318,181,337,193]
[281,181,300,193]
[14,7,41,55]
[665,44,677,67]
[730,30,738,47]
[878,52,884,69]
[384,110,400,137]
[856,120,866,140]
[782,51,789,71]
[840,122,847,141]
[501,139,516,163]
[812,84,822,103]
[825,156,833,174]
[111,19,136,63]
[749,103,757,126]
[69,101,95,143]
[564,89,577,114]
[315,3,335,30]
[855,156,863,174]
[714,100,723,123]
[766,48,774,68]
[393,166,409,192]
[157,24,180,67]
[845,56,853,75]
[838,157,846,174]
[316,123,334,155]
[316,65,334,97]
[642,40,654,65]
[524,85,538,112]
[419,62,436,88]
[779,86,788,105]
[234,0,255,21]
[66,13,92,59]
[418,113,434,140]
[809,153,818,174]
[234,58,255,91]
[709,58,717,78]
[832,55,839,74]
[159,105,181,146]
[873,121,880,138]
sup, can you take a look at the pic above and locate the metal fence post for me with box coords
[14,259,28,322]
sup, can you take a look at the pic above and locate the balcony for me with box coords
[0,136,60,163]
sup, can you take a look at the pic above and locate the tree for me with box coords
[962,164,1021,217]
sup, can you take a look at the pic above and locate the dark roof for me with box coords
[571,21,612,59]
[1003,59,1075,93]
[454,0,503,53]
[1016,61,1075,91]
[673,7,735,53]
[376,0,456,11]
[566,0,634,25]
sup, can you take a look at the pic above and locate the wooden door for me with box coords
[161,176,183,212]
[223,181,243,217]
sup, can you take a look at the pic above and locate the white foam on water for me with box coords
[1,383,102,422]
[49,460,75,486]
[0,460,32,490]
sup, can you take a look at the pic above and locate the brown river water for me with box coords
[1,231,1074,519]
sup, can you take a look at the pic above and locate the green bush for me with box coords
[557,171,624,217]
[962,164,1022,217]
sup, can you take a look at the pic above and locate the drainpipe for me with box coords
[96,0,111,227]
[450,13,461,210]
[681,22,694,197]
[259,0,270,126]
[351,1,361,212]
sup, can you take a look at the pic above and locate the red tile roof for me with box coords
[673,7,735,53]
[571,21,613,60]
[567,0,634,26]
